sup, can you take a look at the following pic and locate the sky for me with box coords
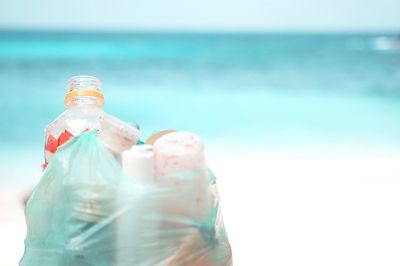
[0,0,399,32]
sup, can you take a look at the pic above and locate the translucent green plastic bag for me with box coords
[20,131,232,266]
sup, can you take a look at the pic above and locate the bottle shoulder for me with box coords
[45,110,69,133]
[45,108,105,136]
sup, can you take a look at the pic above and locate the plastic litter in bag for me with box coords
[43,75,140,170]
[21,131,232,266]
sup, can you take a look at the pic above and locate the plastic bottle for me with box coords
[43,75,140,170]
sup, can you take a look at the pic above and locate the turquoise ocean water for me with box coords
[0,31,400,182]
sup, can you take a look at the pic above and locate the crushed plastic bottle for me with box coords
[42,75,140,170]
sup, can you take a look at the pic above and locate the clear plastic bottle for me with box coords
[43,75,140,170]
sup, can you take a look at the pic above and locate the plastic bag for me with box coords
[20,131,232,266]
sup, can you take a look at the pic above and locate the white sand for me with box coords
[208,152,400,266]
[2,151,400,265]
[0,187,29,266]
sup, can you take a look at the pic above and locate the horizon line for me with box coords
[0,26,399,35]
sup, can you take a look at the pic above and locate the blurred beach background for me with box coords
[1,0,400,265]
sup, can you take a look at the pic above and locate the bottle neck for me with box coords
[68,96,103,109]
[65,75,105,108]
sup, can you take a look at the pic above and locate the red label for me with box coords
[58,130,74,146]
[41,161,48,171]
[45,134,58,153]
